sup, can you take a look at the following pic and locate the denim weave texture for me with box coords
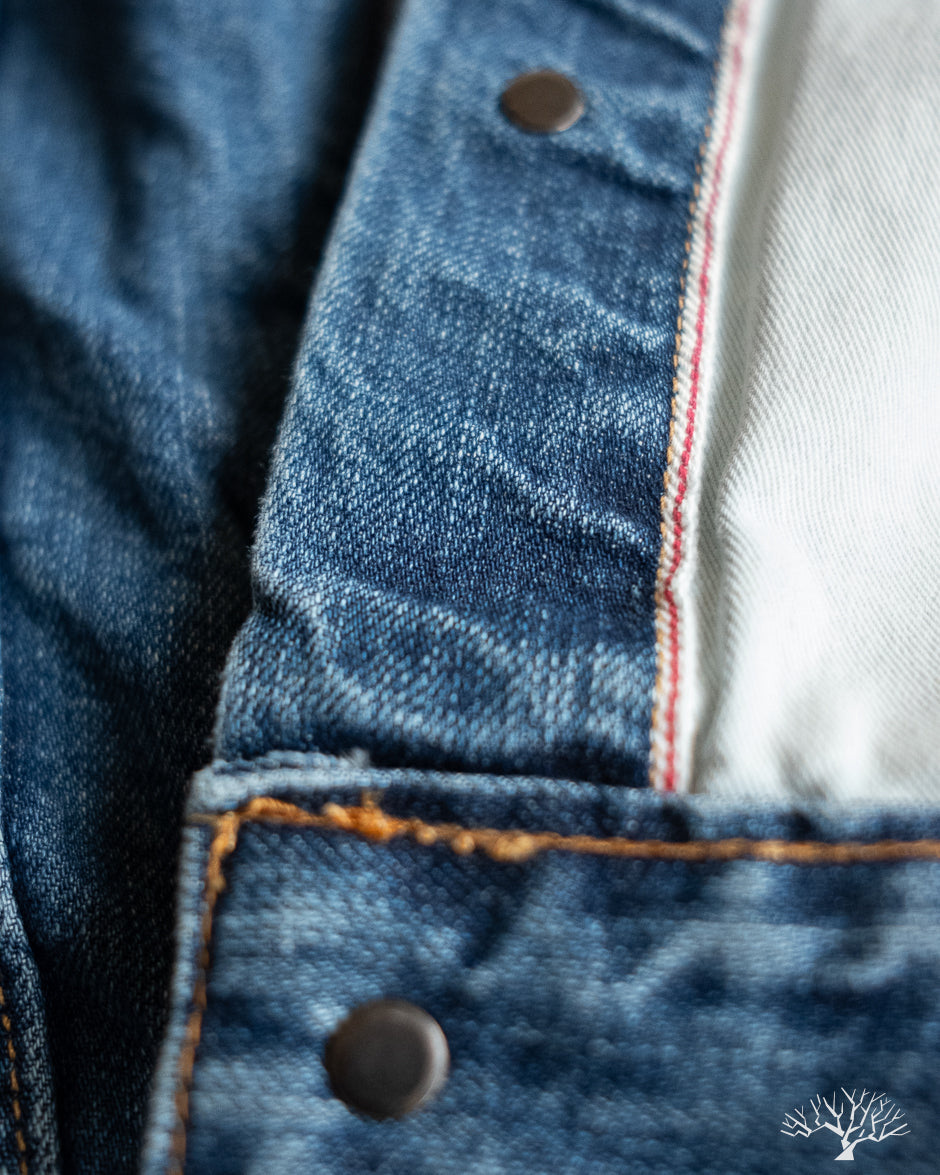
[215,0,727,785]
[5,0,933,1173]
[144,763,940,1175]
[0,0,392,1169]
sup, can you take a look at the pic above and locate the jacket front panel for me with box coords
[145,763,939,1174]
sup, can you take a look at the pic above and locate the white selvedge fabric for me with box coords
[649,0,776,793]
[683,0,940,800]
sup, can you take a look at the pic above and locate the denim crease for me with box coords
[214,0,728,785]
[0,0,394,1168]
[2,0,937,1171]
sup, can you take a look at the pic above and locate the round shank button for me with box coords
[500,69,585,133]
[324,999,450,1119]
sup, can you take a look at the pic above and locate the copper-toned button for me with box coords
[324,999,450,1118]
[499,69,585,134]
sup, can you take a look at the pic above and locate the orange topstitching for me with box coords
[0,981,27,1175]
[166,792,940,1174]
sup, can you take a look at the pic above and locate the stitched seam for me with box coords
[167,810,239,1175]
[0,984,27,1175]
[650,49,719,786]
[649,16,723,788]
[651,0,751,793]
[167,792,940,1171]
[203,796,940,864]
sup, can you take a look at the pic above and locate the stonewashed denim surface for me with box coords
[144,761,940,1175]
[1,0,939,1174]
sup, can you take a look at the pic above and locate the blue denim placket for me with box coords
[216,0,727,785]
[143,761,940,1174]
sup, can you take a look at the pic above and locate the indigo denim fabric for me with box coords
[215,0,727,785]
[0,0,392,1170]
[4,0,937,1173]
[143,761,940,1174]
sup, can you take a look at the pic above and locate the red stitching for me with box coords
[661,0,751,791]
[0,982,27,1175]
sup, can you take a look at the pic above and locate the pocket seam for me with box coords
[165,791,940,1173]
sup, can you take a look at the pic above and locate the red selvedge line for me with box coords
[661,1,751,791]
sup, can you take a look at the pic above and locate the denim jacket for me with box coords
[0,0,937,1172]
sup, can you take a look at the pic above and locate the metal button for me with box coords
[324,999,450,1118]
[499,69,585,134]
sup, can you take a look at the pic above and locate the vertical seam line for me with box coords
[166,811,239,1175]
[650,0,752,792]
[0,983,28,1175]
